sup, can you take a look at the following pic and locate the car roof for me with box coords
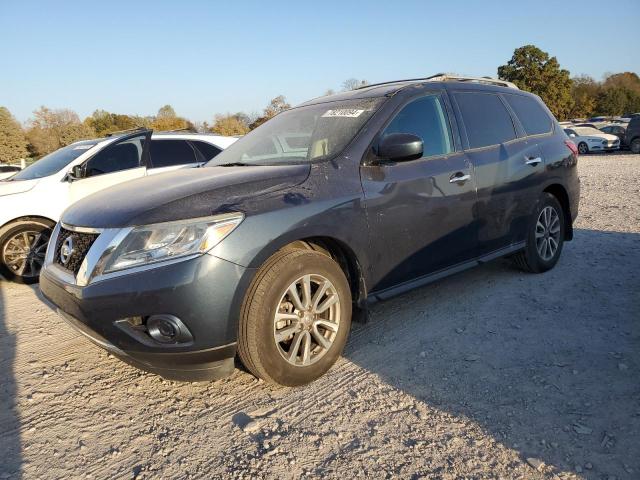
[298,74,527,107]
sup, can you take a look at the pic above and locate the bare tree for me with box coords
[342,78,369,91]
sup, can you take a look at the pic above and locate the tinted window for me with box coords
[190,141,221,161]
[455,92,517,149]
[382,95,453,157]
[11,141,98,181]
[150,140,199,168]
[504,94,552,136]
[85,135,144,177]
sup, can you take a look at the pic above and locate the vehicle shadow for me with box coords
[0,279,21,478]
[342,228,640,477]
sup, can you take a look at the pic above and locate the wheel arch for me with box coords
[0,215,56,234]
[543,184,573,241]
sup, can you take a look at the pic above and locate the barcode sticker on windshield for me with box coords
[73,145,93,150]
[322,109,365,118]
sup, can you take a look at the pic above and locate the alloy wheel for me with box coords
[1,230,49,278]
[535,206,561,261]
[273,274,341,367]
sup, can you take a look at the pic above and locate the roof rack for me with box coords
[155,127,197,133]
[105,127,149,137]
[426,74,519,89]
[356,73,518,90]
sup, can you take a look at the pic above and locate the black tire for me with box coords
[0,219,54,284]
[238,249,352,386]
[630,138,640,154]
[512,193,565,274]
[578,142,589,155]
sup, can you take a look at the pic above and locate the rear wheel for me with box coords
[0,219,54,283]
[578,142,589,154]
[512,193,565,273]
[238,249,352,386]
[630,138,640,154]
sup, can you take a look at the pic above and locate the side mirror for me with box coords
[569,133,576,138]
[377,133,424,162]
[67,164,86,181]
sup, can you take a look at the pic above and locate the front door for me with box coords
[361,93,477,293]
[68,131,151,205]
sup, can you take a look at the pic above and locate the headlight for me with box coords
[98,213,243,274]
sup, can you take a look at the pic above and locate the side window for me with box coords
[85,135,145,177]
[455,92,517,149]
[382,95,453,157]
[504,94,553,136]
[190,141,222,161]
[601,126,611,133]
[149,140,199,168]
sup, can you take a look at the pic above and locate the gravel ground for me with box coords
[1,153,639,480]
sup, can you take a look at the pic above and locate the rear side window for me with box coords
[382,94,453,157]
[191,141,221,161]
[455,92,516,149]
[504,94,552,136]
[149,140,198,168]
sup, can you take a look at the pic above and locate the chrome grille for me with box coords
[54,227,99,275]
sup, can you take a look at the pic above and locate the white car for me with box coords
[0,129,236,283]
[563,126,620,154]
[0,164,22,181]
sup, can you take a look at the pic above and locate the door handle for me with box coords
[525,156,542,166]
[449,173,471,183]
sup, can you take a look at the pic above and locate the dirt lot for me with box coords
[1,153,639,480]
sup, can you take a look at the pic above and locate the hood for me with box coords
[0,178,39,196]
[584,133,618,141]
[62,164,311,228]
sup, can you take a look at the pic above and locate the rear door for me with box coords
[452,91,545,255]
[148,139,204,175]
[68,130,150,204]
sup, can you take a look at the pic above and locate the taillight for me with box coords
[565,140,579,156]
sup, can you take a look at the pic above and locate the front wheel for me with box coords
[630,138,640,154]
[578,142,589,155]
[238,249,352,386]
[512,193,565,273]
[0,219,54,283]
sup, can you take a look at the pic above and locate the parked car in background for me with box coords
[0,164,21,181]
[0,130,236,283]
[40,74,580,386]
[599,124,627,147]
[574,123,602,129]
[624,117,640,154]
[563,126,620,154]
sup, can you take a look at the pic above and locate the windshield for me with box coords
[574,127,602,136]
[207,98,384,166]
[10,141,99,181]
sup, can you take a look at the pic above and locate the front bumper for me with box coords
[40,253,255,381]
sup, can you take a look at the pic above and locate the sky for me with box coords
[1,0,638,124]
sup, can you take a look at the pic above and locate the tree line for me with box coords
[1,46,638,164]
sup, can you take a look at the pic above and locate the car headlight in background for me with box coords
[97,213,244,275]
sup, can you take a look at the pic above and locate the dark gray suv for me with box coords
[40,74,580,386]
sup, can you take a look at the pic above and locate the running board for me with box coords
[368,242,525,303]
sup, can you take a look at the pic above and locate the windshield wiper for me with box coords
[216,162,254,167]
